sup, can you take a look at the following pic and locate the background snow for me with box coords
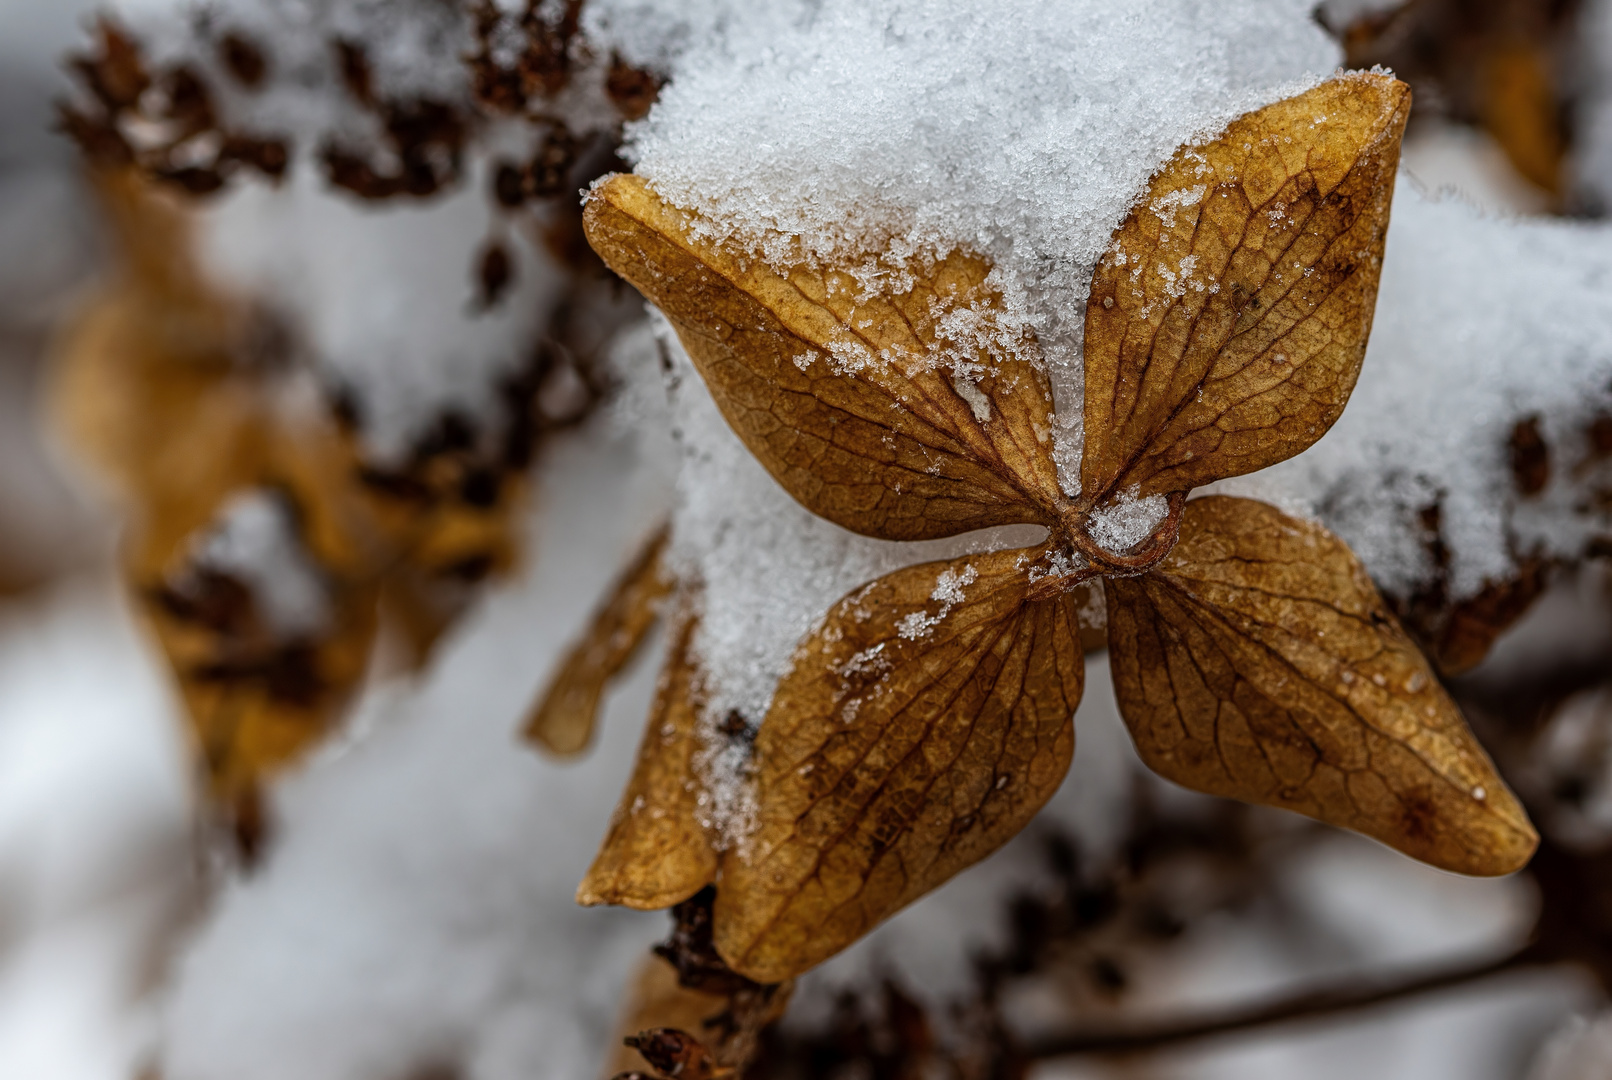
[0,0,111,589]
[194,157,567,463]
[1243,183,1612,600]
[110,0,478,135]
[163,410,677,1080]
[184,488,333,637]
[0,580,192,1080]
[1573,0,1612,214]
[97,0,618,464]
[1531,1009,1612,1080]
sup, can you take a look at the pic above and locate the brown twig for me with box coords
[1024,943,1553,1059]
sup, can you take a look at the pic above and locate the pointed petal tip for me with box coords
[1447,817,1540,878]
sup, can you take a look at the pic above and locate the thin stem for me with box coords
[1023,944,1550,1059]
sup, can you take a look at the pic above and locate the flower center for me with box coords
[1059,492,1187,581]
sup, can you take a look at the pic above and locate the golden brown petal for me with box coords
[1081,74,1410,502]
[1106,496,1537,876]
[712,549,1083,982]
[578,612,720,909]
[526,524,671,756]
[583,174,1064,541]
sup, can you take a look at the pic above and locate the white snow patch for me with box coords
[196,158,566,464]
[894,562,978,640]
[184,488,331,638]
[1246,181,1612,601]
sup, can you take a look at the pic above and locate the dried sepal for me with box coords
[1081,74,1410,502]
[582,174,1064,541]
[578,613,719,909]
[1106,496,1537,876]
[713,549,1083,982]
[526,524,671,756]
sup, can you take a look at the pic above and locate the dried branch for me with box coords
[1023,944,1549,1059]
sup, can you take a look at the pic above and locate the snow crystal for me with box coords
[1085,491,1171,556]
[620,0,1340,489]
[894,563,977,640]
[583,0,809,77]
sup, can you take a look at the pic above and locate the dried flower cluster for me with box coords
[52,173,574,854]
[545,73,1539,1010]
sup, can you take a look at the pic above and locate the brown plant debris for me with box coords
[218,32,268,88]
[476,240,516,310]
[749,799,1290,1076]
[1388,498,1552,676]
[526,523,671,756]
[623,1029,730,1080]
[580,73,1535,986]
[321,93,467,201]
[1431,559,1552,677]
[52,170,579,856]
[1509,415,1550,496]
[494,123,583,209]
[616,889,794,1073]
[60,16,477,205]
[468,0,586,113]
[60,18,290,196]
[607,55,663,121]
[1329,0,1575,203]
[603,954,733,1080]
